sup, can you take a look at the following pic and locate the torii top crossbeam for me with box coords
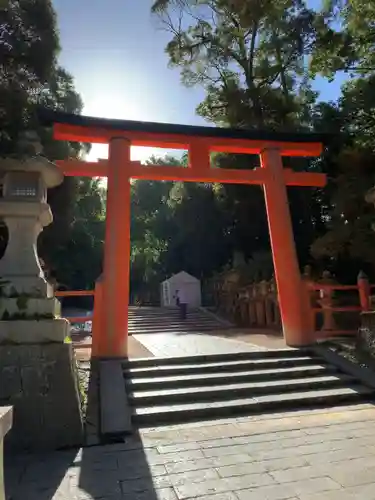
[39,108,329,357]
[39,109,328,187]
[40,109,327,154]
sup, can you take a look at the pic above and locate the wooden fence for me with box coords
[55,270,373,352]
[210,271,374,339]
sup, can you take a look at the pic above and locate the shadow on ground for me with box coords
[5,436,161,500]
[4,365,160,500]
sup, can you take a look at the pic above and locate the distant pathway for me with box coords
[130,306,275,357]
[133,331,266,357]
[65,306,285,358]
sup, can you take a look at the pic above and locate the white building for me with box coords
[160,271,202,308]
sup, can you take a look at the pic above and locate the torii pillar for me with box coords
[102,138,132,356]
[261,148,309,344]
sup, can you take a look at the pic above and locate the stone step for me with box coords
[128,312,218,318]
[128,316,214,322]
[128,325,226,333]
[128,322,224,328]
[129,322,221,326]
[132,385,375,426]
[124,348,306,369]
[125,364,339,390]
[127,307,228,334]
[128,314,221,320]
[128,374,356,406]
[126,356,322,378]
[128,306,204,315]
[128,321,223,327]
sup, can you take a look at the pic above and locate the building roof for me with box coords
[162,271,200,284]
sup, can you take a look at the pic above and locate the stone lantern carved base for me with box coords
[0,318,69,344]
[0,343,83,452]
[0,139,83,451]
[357,311,375,364]
[0,296,61,319]
[0,296,68,343]
[0,277,54,299]
[0,310,83,452]
[0,294,83,452]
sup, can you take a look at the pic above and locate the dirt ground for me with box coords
[210,327,288,350]
[73,327,287,362]
[73,335,154,361]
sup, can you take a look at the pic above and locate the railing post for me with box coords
[269,278,280,328]
[255,283,266,326]
[242,289,250,326]
[262,280,273,327]
[319,285,337,332]
[91,275,104,358]
[301,273,316,336]
[248,285,256,326]
[358,271,371,312]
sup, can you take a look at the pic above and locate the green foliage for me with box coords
[311,149,375,279]
[41,178,106,290]
[310,0,375,78]
[0,0,101,294]
[129,151,232,297]
[145,0,375,286]
[148,0,325,281]
[153,0,317,130]
[5,0,375,296]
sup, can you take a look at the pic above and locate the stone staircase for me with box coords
[123,349,375,428]
[128,306,230,335]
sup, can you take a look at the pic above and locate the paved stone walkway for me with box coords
[133,332,266,357]
[6,403,375,499]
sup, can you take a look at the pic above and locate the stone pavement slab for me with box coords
[5,403,375,500]
[133,332,265,358]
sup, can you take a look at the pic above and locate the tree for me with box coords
[152,0,318,130]
[0,0,102,292]
[311,149,375,280]
[310,0,375,78]
[130,155,176,297]
[41,178,106,290]
[307,0,375,279]
[161,180,231,278]
[151,0,324,270]
[130,154,231,299]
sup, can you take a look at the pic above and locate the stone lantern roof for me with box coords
[0,131,63,188]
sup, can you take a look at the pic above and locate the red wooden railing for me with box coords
[306,273,374,339]
[211,270,374,341]
[55,278,103,356]
[59,271,373,354]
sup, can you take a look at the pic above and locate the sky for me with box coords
[53,0,348,163]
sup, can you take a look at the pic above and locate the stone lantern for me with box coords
[0,148,58,293]
[0,132,82,451]
[0,132,67,341]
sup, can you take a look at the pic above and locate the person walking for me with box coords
[177,288,188,320]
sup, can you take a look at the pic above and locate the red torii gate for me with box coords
[40,110,327,357]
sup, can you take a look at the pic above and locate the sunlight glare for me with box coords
[83,96,177,163]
